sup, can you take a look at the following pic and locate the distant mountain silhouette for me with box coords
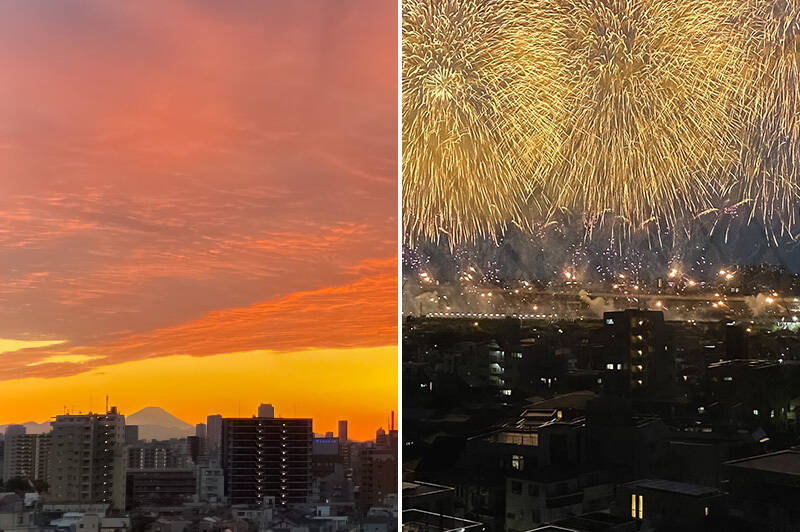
[0,407,194,441]
[126,407,194,441]
[0,421,51,434]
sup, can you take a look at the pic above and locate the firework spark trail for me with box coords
[403,0,799,247]
[731,0,800,236]
[402,0,566,245]
[538,0,743,232]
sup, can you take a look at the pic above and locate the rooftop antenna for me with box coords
[105,394,109,413]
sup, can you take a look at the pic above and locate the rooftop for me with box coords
[403,509,484,532]
[726,448,800,476]
[402,481,454,498]
[623,478,722,498]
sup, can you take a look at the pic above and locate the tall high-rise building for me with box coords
[221,416,312,506]
[195,423,208,457]
[603,309,671,393]
[47,407,127,510]
[2,431,50,483]
[124,425,139,445]
[127,440,194,470]
[5,425,26,439]
[358,427,398,510]
[338,420,352,470]
[3,425,26,483]
[206,415,222,457]
[257,404,275,419]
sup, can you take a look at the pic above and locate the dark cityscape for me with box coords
[402,274,800,531]
[401,0,800,526]
[0,404,398,532]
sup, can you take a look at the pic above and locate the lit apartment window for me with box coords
[631,493,644,519]
[705,506,709,516]
[511,455,524,471]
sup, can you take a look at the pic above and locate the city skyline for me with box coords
[0,0,397,441]
[1,402,395,443]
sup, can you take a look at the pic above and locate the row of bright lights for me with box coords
[427,312,554,319]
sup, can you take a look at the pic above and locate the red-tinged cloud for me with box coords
[0,0,397,424]
[0,257,396,381]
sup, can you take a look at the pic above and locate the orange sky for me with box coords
[0,1,397,441]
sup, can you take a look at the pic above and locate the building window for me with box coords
[511,481,522,494]
[529,484,539,497]
[511,455,524,471]
[631,493,644,519]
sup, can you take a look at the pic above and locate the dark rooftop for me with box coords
[725,448,800,476]
[622,478,722,497]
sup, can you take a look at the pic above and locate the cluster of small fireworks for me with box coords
[403,0,800,245]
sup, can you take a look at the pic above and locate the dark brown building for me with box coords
[222,417,312,506]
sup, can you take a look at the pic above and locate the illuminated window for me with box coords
[511,455,524,471]
[705,506,709,516]
[631,493,645,519]
[606,363,615,370]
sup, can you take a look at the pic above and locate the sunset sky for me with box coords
[0,0,397,440]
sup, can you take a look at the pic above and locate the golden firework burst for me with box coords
[731,0,800,234]
[538,0,742,231]
[402,0,565,245]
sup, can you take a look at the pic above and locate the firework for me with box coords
[402,0,565,245]
[538,0,742,231]
[730,0,800,234]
